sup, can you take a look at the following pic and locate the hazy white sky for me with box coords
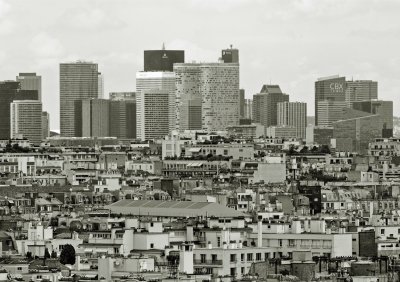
[0,0,399,130]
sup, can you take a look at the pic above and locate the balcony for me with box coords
[194,259,223,266]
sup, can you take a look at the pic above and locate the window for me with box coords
[17,267,22,271]
[241,267,245,274]
[256,253,262,261]
[241,254,244,262]
[217,237,221,247]
[211,254,217,262]
[381,229,385,235]
[200,254,206,263]
[230,254,236,262]
[247,253,253,261]
[230,268,236,276]
[150,243,154,249]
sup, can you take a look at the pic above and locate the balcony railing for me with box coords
[194,259,223,265]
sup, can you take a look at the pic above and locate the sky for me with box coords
[0,0,399,131]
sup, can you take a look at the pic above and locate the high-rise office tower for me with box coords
[239,89,245,118]
[16,73,42,101]
[333,108,382,154]
[109,92,137,139]
[174,62,240,132]
[136,71,176,133]
[109,92,136,101]
[221,45,239,63]
[41,111,50,140]
[98,73,104,99]
[10,100,42,145]
[60,61,99,137]
[315,75,346,126]
[0,81,38,139]
[253,85,289,128]
[75,98,110,137]
[0,81,20,139]
[174,64,202,131]
[136,72,175,94]
[244,99,253,120]
[352,100,393,137]
[277,101,307,139]
[317,100,348,127]
[345,80,377,108]
[144,44,184,72]
[136,89,173,140]
[110,100,136,139]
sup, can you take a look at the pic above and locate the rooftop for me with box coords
[106,200,246,218]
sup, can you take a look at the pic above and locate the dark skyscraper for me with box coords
[345,80,378,108]
[352,100,393,137]
[144,44,184,72]
[110,100,136,139]
[60,62,99,137]
[239,89,245,118]
[75,98,110,137]
[253,85,289,128]
[0,81,38,139]
[222,45,239,63]
[16,73,42,101]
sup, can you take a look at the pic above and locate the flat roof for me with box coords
[106,200,246,218]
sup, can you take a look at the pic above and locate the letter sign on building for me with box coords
[329,82,343,93]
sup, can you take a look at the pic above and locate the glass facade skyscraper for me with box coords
[59,61,99,137]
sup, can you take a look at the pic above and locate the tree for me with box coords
[320,145,331,154]
[44,248,50,259]
[51,250,58,258]
[43,247,51,266]
[69,220,83,235]
[60,244,76,265]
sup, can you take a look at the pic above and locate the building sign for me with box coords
[329,82,344,93]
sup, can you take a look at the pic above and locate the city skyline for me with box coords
[0,0,399,131]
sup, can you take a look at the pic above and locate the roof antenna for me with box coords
[162,42,165,50]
